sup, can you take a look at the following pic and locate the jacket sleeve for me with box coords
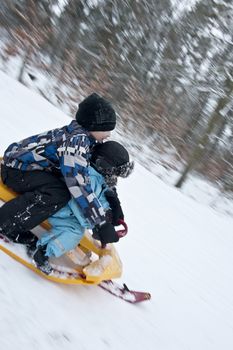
[58,134,106,227]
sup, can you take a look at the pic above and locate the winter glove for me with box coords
[105,208,113,224]
[92,222,119,245]
[105,189,124,226]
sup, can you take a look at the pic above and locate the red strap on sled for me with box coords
[116,219,128,238]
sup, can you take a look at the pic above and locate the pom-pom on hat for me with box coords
[76,93,116,131]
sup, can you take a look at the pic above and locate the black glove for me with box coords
[92,222,119,244]
[105,208,113,224]
[105,189,124,226]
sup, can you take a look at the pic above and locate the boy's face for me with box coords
[90,131,111,142]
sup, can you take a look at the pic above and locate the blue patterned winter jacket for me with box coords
[2,120,106,226]
[39,166,110,258]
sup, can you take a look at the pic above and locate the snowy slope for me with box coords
[0,70,233,350]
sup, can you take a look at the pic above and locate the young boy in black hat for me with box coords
[0,93,118,249]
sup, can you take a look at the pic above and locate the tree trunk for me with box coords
[175,87,232,188]
[200,115,228,167]
[17,44,31,83]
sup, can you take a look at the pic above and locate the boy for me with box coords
[32,141,134,274]
[0,93,117,249]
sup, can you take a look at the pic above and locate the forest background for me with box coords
[0,0,233,198]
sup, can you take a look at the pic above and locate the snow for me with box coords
[0,70,233,349]
[170,0,200,21]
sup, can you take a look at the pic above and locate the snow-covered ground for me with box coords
[0,70,233,350]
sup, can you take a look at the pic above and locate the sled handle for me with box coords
[116,219,128,238]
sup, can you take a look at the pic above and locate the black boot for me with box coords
[0,228,38,245]
[26,236,38,258]
[10,231,37,245]
[32,245,53,275]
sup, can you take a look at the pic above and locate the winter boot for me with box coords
[0,229,37,245]
[26,236,39,258]
[32,245,53,275]
[13,231,37,245]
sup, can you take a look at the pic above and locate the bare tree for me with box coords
[175,77,233,188]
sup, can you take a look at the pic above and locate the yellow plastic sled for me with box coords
[0,174,123,285]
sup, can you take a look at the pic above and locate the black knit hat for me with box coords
[91,141,134,186]
[92,141,129,167]
[75,93,116,131]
